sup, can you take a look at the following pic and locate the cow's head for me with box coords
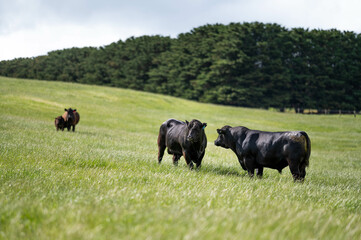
[185,119,207,143]
[64,108,75,122]
[214,125,233,148]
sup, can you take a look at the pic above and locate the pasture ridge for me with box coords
[0,76,360,239]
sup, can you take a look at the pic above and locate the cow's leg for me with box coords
[72,125,75,132]
[183,151,194,169]
[172,154,181,166]
[289,160,302,181]
[244,157,255,177]
[247,169,255,177]
[299,163,306,181]
[256,167,264,178]
[195,151,205,169]
[67,125,71,131]
[237,156,247,171]
[299,169,306,181]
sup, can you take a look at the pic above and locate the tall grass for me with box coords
[0,76,360,239]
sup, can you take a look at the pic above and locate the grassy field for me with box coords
[0,76,360,240]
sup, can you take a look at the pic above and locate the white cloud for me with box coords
[0,23,121,59]
[1,0,361,60]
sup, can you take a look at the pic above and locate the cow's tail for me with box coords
[157,122,168,164]
[300,131,311,167]
[158,123,167,144]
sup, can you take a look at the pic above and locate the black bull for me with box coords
[157,119,207,169]
[215,126,311,181]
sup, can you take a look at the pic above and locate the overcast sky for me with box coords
[1,0,361,61]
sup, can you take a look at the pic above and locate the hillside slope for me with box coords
[1,76,360,239]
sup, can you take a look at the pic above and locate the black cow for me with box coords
[214,125,311,181]
[157,119,207,169]
[62,108,80,132]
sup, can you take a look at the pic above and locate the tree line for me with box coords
[1,22,360,112]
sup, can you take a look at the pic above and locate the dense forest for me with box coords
[1,22,360,112]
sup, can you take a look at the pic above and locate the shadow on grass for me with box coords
[200,164,247,178]
[155,160,246,178]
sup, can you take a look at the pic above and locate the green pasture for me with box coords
[0,76,360,239]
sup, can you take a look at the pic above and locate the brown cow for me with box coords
[62,108,80,132]
[54,116,65,131]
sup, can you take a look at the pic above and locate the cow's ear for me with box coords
[73,109,77,112]
[185,120,189,125]
[217,129,224,134]
[202,123,207,129]
[64,108,68,111]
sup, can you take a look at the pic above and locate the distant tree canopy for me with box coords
[1,22,360,111]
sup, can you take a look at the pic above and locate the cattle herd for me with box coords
[54,109,311,181]
[157,118,311,182]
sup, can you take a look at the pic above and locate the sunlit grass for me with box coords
[0,76,360,239]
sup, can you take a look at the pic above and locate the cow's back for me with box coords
[160,119,184,136]
[164,119,184,128]
[163,119,186,152]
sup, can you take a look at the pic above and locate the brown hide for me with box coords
[74,111,80,125]
[62,111,69,121]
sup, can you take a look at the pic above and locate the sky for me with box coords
[1,0,361,61]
